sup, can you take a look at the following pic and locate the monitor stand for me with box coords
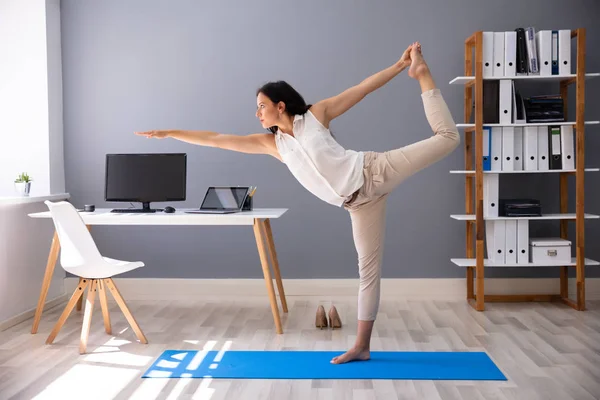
[110,202,157,213]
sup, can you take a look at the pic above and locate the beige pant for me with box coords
[343,88,460,321]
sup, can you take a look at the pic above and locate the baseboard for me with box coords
[0,294,68,331]
[64,277,600,302]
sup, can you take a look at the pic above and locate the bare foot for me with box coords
[408,44,430,80]
[330,347,370,364]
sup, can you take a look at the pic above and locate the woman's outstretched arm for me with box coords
[135,130,280,160]
[312,43,415,126]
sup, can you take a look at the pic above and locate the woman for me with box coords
[136,43,460,364]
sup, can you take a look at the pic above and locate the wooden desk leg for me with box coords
[76,225,93,311]
[263,219,288,313]
[253,218,283,334]
[31,230,61,334]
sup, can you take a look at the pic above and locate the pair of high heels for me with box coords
[315,305,342,329]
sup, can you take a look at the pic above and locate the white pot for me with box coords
[14,182,31,196]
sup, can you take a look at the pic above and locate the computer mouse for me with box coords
[164,206,175,213]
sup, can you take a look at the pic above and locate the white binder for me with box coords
[483,174,499,218]
[499,80,512,124]
[537,125,550,171]
[504,31,517,77]
[505,219,517,264]
[536,30,552,76]
[558,29,571,75]
[561,125,575,170]
[491,126,503,171]
[483,32,494,78]
[493,32,505,77]
[502,127,515,171]
[485,220,506,264]
[514,127,523,171]
[517,219,529,264]
[523,126,538,171]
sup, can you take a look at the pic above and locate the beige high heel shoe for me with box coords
[328,305,342,329]
[315,305,328,329]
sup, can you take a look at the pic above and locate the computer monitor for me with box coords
[105,153,187,212]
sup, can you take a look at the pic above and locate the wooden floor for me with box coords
[1,296,599,400]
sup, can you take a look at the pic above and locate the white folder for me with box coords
[537,126,550,171]
[561,125,575,170]
[514,127,523,171]
[483,174,499,218]
[502,127,515,171]
[558,29,571,75]
[483,32,494,78]
[504,31,516,77]
[491,126,503,171]
[523,126,538,171]
[493,32,505,77]
[505,219,517,264]
[486,220,506,264]
[536,30,552,76]
[517,219,529,264]
[499,80,512,124]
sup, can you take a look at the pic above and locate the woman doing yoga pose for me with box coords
[136,43,460,364]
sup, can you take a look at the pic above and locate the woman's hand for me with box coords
[135,130,170,139]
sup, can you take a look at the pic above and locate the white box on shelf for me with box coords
[529,238,571,264]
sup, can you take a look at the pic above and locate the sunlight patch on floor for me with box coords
[84,349,153,367]
[32,364,138,400]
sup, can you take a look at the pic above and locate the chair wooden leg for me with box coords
[263,219,288,313]
[76,278,84,311]
[80,280,98,354]
[33,231,61,334]
[97,279,112,334]
[104,278,148,344]
[46,279,90,345]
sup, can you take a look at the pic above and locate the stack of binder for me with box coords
[485,218,530,264]
[482,125,574,172]
[483,27,572,77]
[479,81,528,125]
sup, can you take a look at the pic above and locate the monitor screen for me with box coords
[201,187,249,209]
[105,153,186,202]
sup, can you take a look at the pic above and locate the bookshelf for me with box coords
[449,28,597,312]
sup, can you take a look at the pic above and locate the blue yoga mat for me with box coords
[142,350,506,380]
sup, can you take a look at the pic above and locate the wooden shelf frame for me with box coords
[458,28,590,312]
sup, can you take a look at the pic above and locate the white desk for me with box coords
[28,208,289,334]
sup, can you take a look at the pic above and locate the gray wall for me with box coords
[60,0,600,280]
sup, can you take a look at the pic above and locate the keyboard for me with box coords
[110,209,157,213]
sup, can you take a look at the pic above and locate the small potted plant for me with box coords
[14,172,33,196]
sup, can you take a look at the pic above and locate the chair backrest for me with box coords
[44,200,104,272]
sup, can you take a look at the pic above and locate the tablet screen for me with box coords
[201,187,249,209]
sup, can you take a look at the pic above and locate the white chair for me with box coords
[43,200,148,354]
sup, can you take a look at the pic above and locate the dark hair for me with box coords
[256,81,312,134]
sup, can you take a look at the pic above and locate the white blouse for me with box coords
[274,110,364,207]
